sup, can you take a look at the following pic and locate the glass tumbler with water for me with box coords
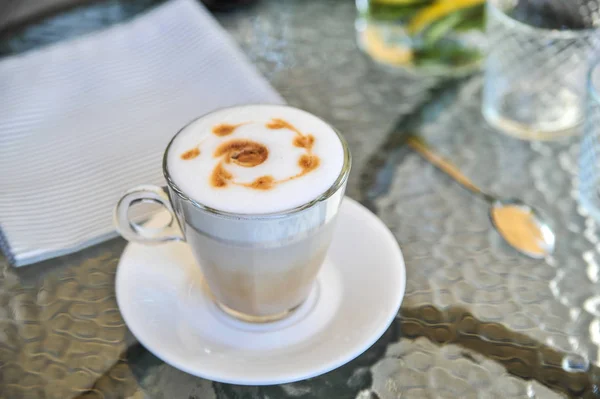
[482,0,600,140]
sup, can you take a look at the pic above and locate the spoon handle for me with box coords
[406,136,492,202]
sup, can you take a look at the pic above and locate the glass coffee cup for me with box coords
[114,105,351,322]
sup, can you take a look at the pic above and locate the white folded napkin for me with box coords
[0,0,283,266]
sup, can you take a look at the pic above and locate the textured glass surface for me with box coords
[370,77,599,397]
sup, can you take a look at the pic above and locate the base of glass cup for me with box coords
[215,300,305,324]
[482,105,581,141]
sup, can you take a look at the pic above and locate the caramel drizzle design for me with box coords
[212,123,247,137]
[180,118,320,190]
[181,147,200,160]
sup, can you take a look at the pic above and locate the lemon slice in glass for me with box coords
[408,0,485,34]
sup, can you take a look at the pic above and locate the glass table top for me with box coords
[1,1,598,397]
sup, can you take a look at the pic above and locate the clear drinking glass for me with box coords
[114,106,352,323]
[579,59,600,221]
[482,0,600,141]
[355,0,487,76]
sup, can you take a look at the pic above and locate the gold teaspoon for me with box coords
[407,136,555,259]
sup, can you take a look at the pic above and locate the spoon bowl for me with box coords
[489,199,555,259]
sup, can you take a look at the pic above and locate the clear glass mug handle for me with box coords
[114,185,184,244]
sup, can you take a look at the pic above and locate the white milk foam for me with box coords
[167,105,345,214]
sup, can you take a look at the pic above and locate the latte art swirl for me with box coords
[214,139,269,168]
[167,104,346,214]
[180,118,321,191]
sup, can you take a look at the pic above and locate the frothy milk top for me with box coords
[166,105,346,214]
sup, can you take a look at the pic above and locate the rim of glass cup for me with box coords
[163,104,352,220]
[488,0,600,39]
[588,57,600,104]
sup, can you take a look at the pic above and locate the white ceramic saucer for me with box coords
[116,197,406,385]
